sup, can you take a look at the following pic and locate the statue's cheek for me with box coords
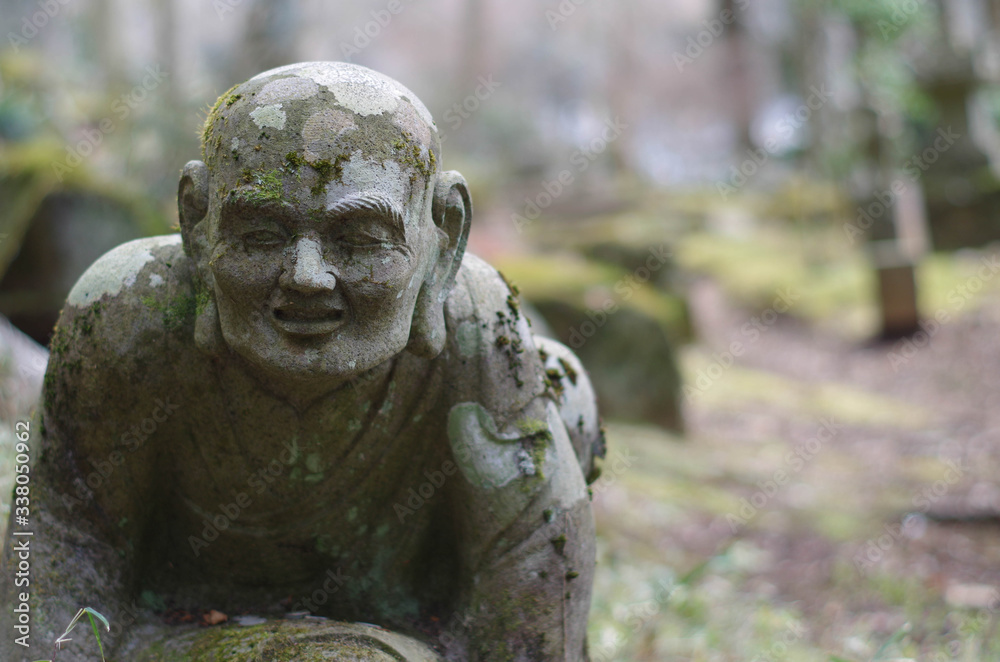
[210,246,281,295]
[338,250,418,297]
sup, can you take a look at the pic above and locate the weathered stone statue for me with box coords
[0,62,603,661]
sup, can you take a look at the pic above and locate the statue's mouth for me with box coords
[272,305,346,337]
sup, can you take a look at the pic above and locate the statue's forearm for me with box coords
[0,410,152,661]
[0,503,136,661]
[446,397,596,661]
[457,494,595,662]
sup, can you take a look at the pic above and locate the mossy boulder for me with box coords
[497,252,686,432]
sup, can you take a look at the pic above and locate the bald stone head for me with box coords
[177,62,471,393]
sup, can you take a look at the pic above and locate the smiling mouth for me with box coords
[272,306,346,337]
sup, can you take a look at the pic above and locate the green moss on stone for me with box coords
[142,292,197,331]
[545,368,564,398]
[195,287,212,317]
[48,322,69,357]
[498,271,520,298]
[517,417,548,438]
[309,155,349,197]
[550,534,567,556]
[557,357,578,385]
[284,151,308,169]
[201,82,241,158]
[393,131,437,181]
[235,167,284,205]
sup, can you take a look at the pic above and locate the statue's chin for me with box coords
[228,339,397,397]
[216,313,409,399]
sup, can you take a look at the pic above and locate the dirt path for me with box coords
[589,278,1000,660]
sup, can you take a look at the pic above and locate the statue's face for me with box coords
[206,151,438,383]
[188,63,448,386]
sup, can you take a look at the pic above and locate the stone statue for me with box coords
[0,62,603,661]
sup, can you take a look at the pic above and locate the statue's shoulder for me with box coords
[42,234,196,452]
[439,255,597,540]
[443,254,604,485]
[53,234,198,365]
[441,252,545,418]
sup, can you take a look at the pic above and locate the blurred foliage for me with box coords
[792,0,941,177]
[0,51,170,329]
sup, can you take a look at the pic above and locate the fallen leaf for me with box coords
[201,609,228,626]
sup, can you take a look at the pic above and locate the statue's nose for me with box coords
[279,235,338,292]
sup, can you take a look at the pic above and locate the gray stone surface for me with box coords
[0,62,601,661]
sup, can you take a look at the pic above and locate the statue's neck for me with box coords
[232,352,398,415]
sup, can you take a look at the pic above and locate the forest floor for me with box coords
[589,240,1000,661]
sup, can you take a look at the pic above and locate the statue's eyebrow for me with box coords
[219,196,285,218]
[325,194,404,230]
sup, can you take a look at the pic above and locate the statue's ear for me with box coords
[178,160,225,354]
[178,160,209,261]
[408,171,472,358]
[431,170,472,292]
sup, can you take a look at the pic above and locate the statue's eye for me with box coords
[337,232,387,249]
[243,229,285,248]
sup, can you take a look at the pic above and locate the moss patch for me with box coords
[493,310,526,389]
[201,82,241,159]
[544,368,565,398]
[308,156,349,197]
[557,357,578,386]
[141,292,198,331]
[235,167,284,205]
[393,130,436,181]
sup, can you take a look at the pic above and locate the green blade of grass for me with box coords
[49,606,110,659]
[83,607,110,632]
[872,621,911,660]
[677,539,737,586]
[85,609,109,662]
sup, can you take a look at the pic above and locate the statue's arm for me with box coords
[444,390,597,661]
[0,301,169,661]
[0,240,183,661]
[534,335,606,482]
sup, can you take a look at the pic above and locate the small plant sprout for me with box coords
[34,607,111,662]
